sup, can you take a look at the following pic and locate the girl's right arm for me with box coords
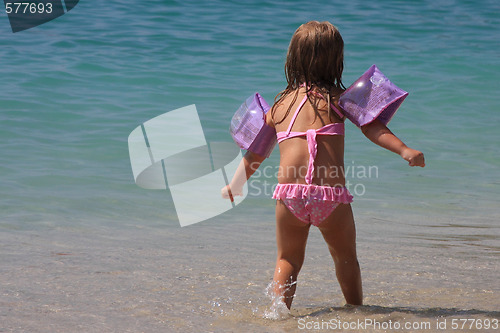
[221,107,275,200]
[361,119,425,167]
[221,151,266,200]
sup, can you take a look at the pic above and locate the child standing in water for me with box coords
[222,21,425,311]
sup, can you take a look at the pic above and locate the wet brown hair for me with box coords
[272,21,345,124]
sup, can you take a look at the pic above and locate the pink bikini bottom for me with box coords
[273,183,353,227]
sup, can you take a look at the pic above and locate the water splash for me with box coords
[261,281,294,320]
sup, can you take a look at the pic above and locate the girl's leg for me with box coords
[273,200,311,309]
[318,203,363,305]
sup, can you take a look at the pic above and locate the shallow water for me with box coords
[1,0,499,332]
[1,209,498,332]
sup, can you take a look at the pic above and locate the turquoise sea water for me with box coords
[1,1,499,332]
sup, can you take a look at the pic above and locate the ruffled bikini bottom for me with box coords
[272,183,353,227]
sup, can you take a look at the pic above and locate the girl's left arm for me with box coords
[361,119,425,167]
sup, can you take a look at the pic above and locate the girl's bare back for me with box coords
[271,88,346,187]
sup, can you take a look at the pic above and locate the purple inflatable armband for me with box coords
[339,65,408,128]
[230,93,277,158]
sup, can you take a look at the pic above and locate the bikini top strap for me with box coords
[330,103,345,120]
[285,95,308,135]
[306,89,345,120]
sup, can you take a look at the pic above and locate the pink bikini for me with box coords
[272,94,353,226]
[230,65,409,226]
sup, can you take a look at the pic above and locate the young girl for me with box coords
[222,21,425,311]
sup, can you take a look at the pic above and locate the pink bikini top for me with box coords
[276,94,345,185]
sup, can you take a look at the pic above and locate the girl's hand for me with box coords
[221,184,243,201]
[400,148,425,167]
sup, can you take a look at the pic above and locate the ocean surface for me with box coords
[0,0,499,332]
